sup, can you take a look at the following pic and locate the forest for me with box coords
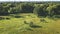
[0,2,60,17]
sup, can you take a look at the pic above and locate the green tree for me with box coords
[33,4,48,17]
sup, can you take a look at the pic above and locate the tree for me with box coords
[46,3,60,17]
[33,4,48,17]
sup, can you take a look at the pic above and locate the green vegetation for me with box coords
[0,2,60,17]
[0,2,60,34]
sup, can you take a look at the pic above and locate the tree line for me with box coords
[0,2,60,17]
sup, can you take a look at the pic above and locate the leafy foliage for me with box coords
[0,2,60,18]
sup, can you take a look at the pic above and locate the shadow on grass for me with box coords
[14,16,24,18]
[29,22,42,28]
[5,18,10,20]
[40,19,48,23]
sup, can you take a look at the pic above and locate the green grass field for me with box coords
[0,13,60,34]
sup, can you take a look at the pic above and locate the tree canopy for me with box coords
[0,2,60,17]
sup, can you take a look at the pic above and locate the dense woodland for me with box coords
[0,2,60,17]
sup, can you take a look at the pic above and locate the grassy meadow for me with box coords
[0,13,60,34]
[0,2,60,34]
